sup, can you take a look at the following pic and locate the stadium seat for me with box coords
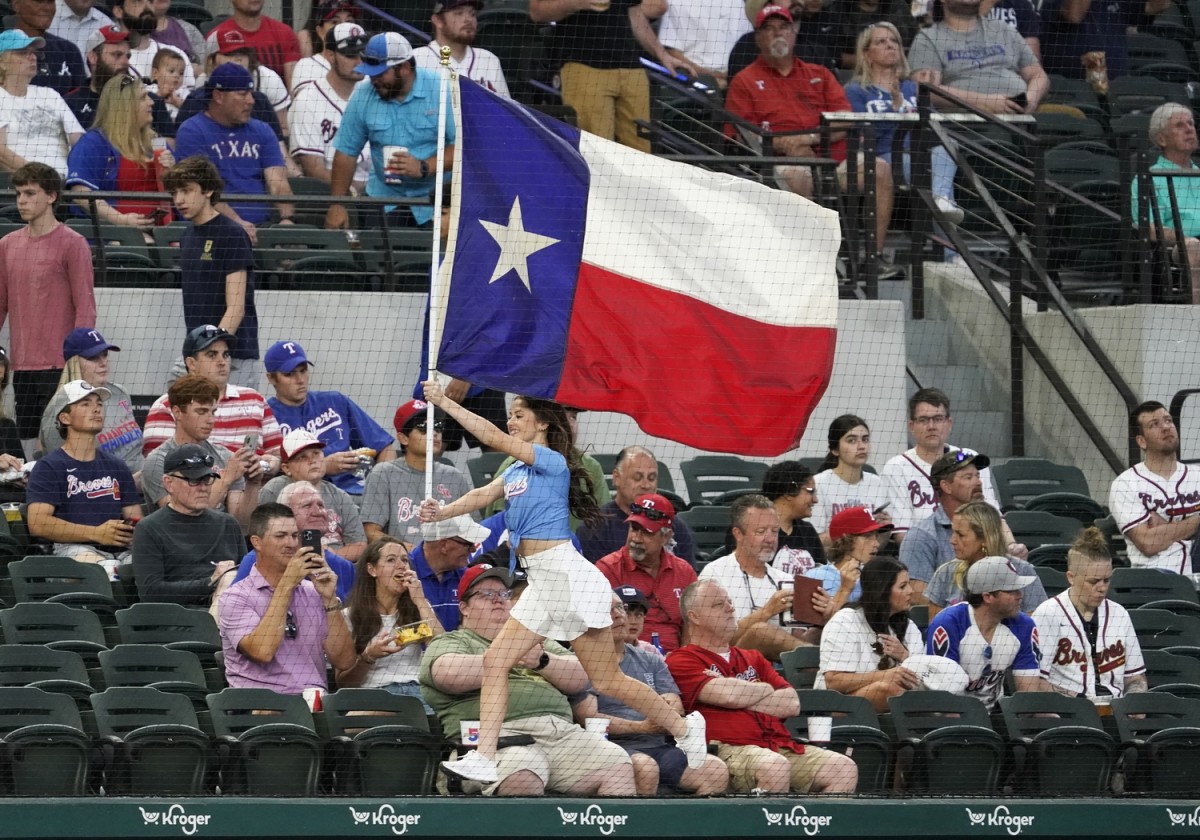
[1142,599,1200,619]
[0,645,93,706]
[779,646,820,691]
[0,602,108,667]
[1026,543,1071,571]
[89,686,211,795]
[998,692,1116,795]
[1110,568,1200,609]
[675,505,732,564]
[7,556,120,635]
[166,0,213,27]
[1003,510,1081,550]
[989,458,1090,510]
[1105,75,1190,118]
[206,688,322,796]
[1035,566,1068,598]
[909,603,930,633]
[788,690,891,793]
[467,452,509,488]
[114,604,224,687]
[1034,112,1107,148]
[888,691,1005,794]
[1110,692,1200,795]
[1143,649,1200,687]
[255,227,361,292]
[679,455,768,506]
[0,686,91,795]
[1019,492,1108,526]
[97,645,210,709]
[1125,31,1194,75]
[321,689,442,796]
[66,219,160,283]
[1131,609,1200,650]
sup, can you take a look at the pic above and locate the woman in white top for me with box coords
[336,536,444,711]
[811,414,893,542]
[816,557,923,712]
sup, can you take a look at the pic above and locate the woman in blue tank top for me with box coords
[418,379,707,785]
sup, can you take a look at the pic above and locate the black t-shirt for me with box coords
[180,213,258,360]
[132,505,246,605]
[552,0,644,70]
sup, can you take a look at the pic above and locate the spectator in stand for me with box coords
[64,25,176,136]
[264,339,396,498]
[173,62,284,150]
[27,380,141,575]
[846,22,964,224]
[815,557,923,712]
[1039,0,1167,80]
[1109,400,1200,573]
[0,31,83,178]
[218,502,356,693]
[132,442,244,608]
[924,500,1045,621]
[199,29,291,139]
[409,513,491,632]
[0,162,93,445]
[111,0,194,97]
[529,0,693,153]
[292,0,360,90]
[335,536,444,709]
[613,585,663,655]
[6,0,85,95]
[719,460,826,574]
[361,399,471,548]
[67,74,174,232]
[50,0,114,64]
[149,0,206,75]
[1130,104,1200,304]
[596,493,698,653]
[414,0,510,98]
[657,0,751,86]
[830,0,922,69]
[175,63,295,237]
[725,4,898,278]
[148,46,186,119]
[810,414,893,545]
[39,328,144,478]
[977,0,1041,59]
[289,23,371,189]
[667,579,858,793]
[728,0,839,81]
[805,505,893,615]
[142,325,283,470]
[162,158,260,385]
[207,0,300,86]
[577,445,697,565]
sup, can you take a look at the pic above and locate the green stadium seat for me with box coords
[1143,648,1200,687]
[321,689,442,795]
[679,455,768,506]
[1003,510,1081,550]
[998,692,1116,795]
[98,645,210,709]
[1110,568,1199,609]
[1110,692,1200,795]
[675,505,732,564]
[989,458,1090,509]
[1130,609,1200,650]
[206,688,322,796]
[889,691,1004,794]
[1026,543,1071,571]
[788,690,891,793]
[779,646,820,691]
[0,686,91,795]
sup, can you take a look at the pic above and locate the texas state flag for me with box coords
[431,78,841,456]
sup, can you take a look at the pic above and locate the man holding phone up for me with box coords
[218,502,356,693]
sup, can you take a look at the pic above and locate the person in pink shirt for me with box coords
[0,162,95,445]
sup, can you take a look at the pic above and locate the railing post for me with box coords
[910,85,934,320]
[1009,237,1025,457]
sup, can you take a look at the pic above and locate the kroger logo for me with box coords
[556,804,629,836]
[761,805,833,836]
[1166,806,1200,828]
[138,805,212,836]
[965,805,1036,835]
[348,804,422,835]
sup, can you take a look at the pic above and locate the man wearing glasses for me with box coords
[218,502,356,694]
[132,442,245,609]
[361,399,471,549]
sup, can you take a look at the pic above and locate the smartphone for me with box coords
[300,529,323,556]
[149,208,170,222]
[242,433,259,452]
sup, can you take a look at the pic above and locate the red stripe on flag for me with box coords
[556,263,836,456]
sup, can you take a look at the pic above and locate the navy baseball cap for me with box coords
[183,324,234,357]
[264,340,315,374]
[63,327,120,360]
[355,32,412,76]
[614,585,650,613]
[207,62,254,92]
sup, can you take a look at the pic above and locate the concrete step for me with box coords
[952,409,1012,458]
[905,318,951,366]
[906,363,987,406]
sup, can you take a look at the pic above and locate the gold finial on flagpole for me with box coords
[440,45,452,66]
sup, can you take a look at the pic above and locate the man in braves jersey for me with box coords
[26,380,142,575]
[360,399,471,548]
[926,556,1048,709]
[1032,527,1147,701]
[413,0,510,98]
[881,387,1002,536]
[1109,400,1200,573]
[288,22,371,189]
[264,339,395,497]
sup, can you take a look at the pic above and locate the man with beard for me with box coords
[907,0,1048,115]
[6,0,85,95]
[110,0,194,95]
[1109,401,1200,573]
[413,0,509,97]
[207,0,300,86]
[63,24,174,134]
[325,32,456,230]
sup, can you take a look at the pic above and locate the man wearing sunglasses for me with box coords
[361,398,471,549]
[132,442,245,610]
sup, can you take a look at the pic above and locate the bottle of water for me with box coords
[650,632,665,656]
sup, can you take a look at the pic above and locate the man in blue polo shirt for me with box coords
[264,339,397,497]
[175,62,295,236]
[325,31,456,230]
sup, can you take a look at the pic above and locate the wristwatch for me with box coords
[533,652,551,671]
[323,598,343,613]
[419,159,430,178]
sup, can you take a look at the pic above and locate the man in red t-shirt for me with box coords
[725,3,896,277]
[209,0,299,86]
[666,579,857,794]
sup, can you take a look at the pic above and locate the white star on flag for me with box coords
[478,196,560,291]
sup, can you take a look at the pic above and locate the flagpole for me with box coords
[426,45,452,502]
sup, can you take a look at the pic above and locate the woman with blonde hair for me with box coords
[66,74,173,231]
[925,500,1046,620]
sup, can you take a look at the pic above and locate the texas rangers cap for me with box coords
[281,429,326,463]
[325,22,367,56]
[206,28,254,57]
[754,3,793,28]
[829,506,893,540]
[355,32,413,76]
[625,493,676,534]
[84,25,127,54]
[965,556,1036,595]
[206,62,254,92]
[63,327,120,360]
[929,450,991,488]
[264,340,315,374]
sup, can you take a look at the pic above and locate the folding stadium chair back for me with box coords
[1130,609,1200,650]
[1002,511,1082,551]
[1019,493,1108,526]
[1110,568,1200,609]
[1143,648,1200,687]
[0,686,91,795]
[90,686,211,795]
[323,689,441,796]
[0,602,108,666]
[1026,543,1071,571]
[98,645,210,708]
[1110,692,1200,794]
[675,505,732,566]
[679,455,768,506]
[206,688,322,796]
[998,692,1115,794]
[789,690,891,792]
[989,458,1090,509]
[888,690,1004,794]
[467,452,510,488]
[779,646,820,691]
[0,644,93,704]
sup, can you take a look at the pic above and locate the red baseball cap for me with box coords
[829,506,893,541]
[755,3,793,28]
[456,564,512,601]
[625,493,676,534]
[393,399,445,435]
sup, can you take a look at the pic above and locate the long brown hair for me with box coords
[514,395,603,529]
[346,537,422,654]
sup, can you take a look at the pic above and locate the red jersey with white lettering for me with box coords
[1109,462,1200,572]
[142,384,282,457]
[1031,592,1145,699]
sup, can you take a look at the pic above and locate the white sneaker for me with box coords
[441,750,499,784]
[676,711,709,770]
[934,196,965,224]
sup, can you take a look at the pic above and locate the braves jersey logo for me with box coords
[1137,489,1200,519]
[320,118,336,144]
[932,625,950,656]
[66,474,121,501]
[907,479,936,509]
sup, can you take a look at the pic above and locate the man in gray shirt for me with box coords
[907,0,1048,113]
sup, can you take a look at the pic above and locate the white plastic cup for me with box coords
[807,716,833,744]
[460,719,480,745]
[585,717,610,739]
[382,145,408,185]
[151,137,169,152]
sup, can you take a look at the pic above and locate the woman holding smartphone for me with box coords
[418,381,707,784]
